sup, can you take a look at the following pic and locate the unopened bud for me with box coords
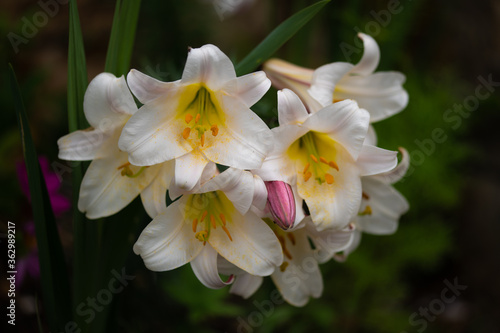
[265,181,296,230]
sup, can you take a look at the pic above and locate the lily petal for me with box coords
[351,33,380,76]
[227,71,271,108]
[78,131,160,219]
[127,69,180,104]
[191,244,234,289]
[202,93,273,169]
[118,91,192,166]
[181,44,236,90]
[84,73,136,130]
[357,145,398,177]
[336,72,409,122]
[140,161,175,218]
[308,62,353,107]
[174,150,209,192]
[209,210,283,276]
[306,220,355,263]
[303,100,370,160]
[133,198,204,271]
[278,89,309,126]
[230,273,263,299]
[57,128,109,161]
[357,177,409,235]
[271,229,323,307]
[373,147,409,184]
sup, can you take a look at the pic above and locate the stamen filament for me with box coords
[222,226,233,241]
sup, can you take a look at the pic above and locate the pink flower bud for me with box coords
[265,181,296,230]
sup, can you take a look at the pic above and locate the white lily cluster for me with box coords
[58,34,409,307]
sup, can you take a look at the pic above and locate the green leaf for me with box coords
[67,1,93,330]
[9,64,72,331]
[105,0,142,76]
[235,0,330,75]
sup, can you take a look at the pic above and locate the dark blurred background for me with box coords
[1,0,499,332]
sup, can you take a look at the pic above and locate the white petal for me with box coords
[336,72,408,122]
[271,229,323,307]
[181,44,236,90]
[351,33,380,76]
[118,91,191,166]
[298,146,362,230]
[230,273,263,299]
[254,154,296,184]
[277,89,309,126]
[263,59,321,112]
[357,177,409,235]
[308,62,353,107]
[365,125,378,146]
[202,93,273,169]
[191,244,234,289]
[127,69,180,104]
[303,100,370,160]
[252,174,268,212]
[226,71,271,108]
[209,210,283,276]
[373,147,409,184]
[340,230,362,259]
[84,73,136,130]
[168,161,217,200]
[133,198,204,271]
[306,220,355,263]
[140,161,174,218]
[357,145,398,177]
[78,131,161,219]
[174,150,209,192]
[201,168,254,215]
[57,128,109,161]
[217,255,245,276]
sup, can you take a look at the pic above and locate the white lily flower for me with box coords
[133,168,283,288]
[57,73,174,219]
[229,218,355,306]
[118,44,273,193]
[338,148,410,259]
[255,89,398,231]
[264,33,408,121]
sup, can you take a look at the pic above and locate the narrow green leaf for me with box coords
[105,0,142,76]
[67,2,94,331]
[235,0,330,75]
[9,64,72,331]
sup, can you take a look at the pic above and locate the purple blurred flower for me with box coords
[16,155,71,216]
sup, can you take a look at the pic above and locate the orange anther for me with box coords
[319,157,328,164]
[211,124,219,136]
[219,213,226,226]
[201,211,208,222]
[200,133,205,147]
[210,215,216,229]
[310,154,318,163]
[182,127,191,140]
[329,161,339,171]
[304,171,312,182]
[185,114,193,124]
[287,233,296,245]
[222,226,233,241]
[195,113,201,123]
[325,173,334,184]
[362,192,370,200]
[117,162,131,170]
[303,163,310,174]
[192,219,198,233]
